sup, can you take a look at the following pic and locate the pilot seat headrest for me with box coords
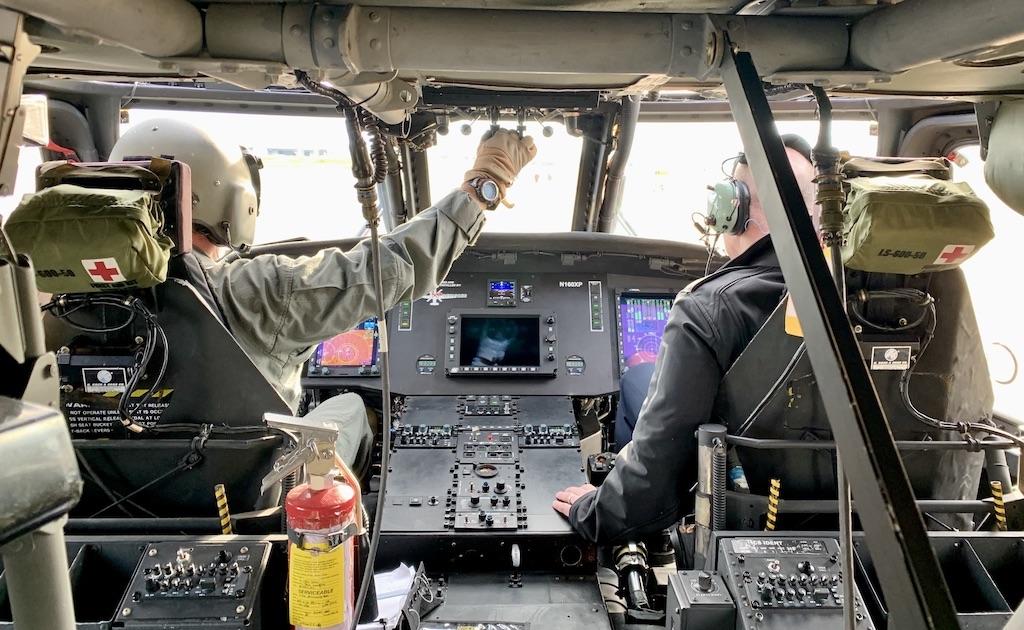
[5,161,184,294]
[984,99,1024,217]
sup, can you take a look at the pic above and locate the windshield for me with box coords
[954,145,1023,421]
[427,120,582,233]
[122,109,366,244]
[617,120,879,245]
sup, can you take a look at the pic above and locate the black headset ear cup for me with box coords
[731,178,751,235]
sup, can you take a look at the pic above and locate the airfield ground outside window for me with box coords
[120,109,366,244]
[955,144,1023,423]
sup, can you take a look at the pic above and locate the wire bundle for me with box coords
[873,290,1024,449]
[43,293,167,433]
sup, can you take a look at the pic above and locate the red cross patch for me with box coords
[933,244,975,266]
[81,257,126,283]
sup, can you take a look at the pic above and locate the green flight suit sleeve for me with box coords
[209,190,485,359]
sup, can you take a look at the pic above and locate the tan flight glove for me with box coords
[463,129,537,207]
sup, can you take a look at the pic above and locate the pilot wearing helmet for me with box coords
[110,119,536,472]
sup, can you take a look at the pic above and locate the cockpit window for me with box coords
[616,120,879,246]
[121,109,365,244]
[0,146,42,220]
[428,121,582,233]
[955,145,1023,423]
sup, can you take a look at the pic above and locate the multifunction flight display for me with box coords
[308,318,380,377]
[617,293,675,372]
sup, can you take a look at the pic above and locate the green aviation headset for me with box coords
[705,134,814,235]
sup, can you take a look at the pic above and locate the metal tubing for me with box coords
[195,4,847,77]
[694,424,727,569]
[205,4,286,62]
[400,143,431,217]
[355,9,846,77]
[728,494,994,516]
[985,442,1014,491]
[0,518,76,630]
[836,456,855,630]
[851,0,1024,73]
[811,85,854,630]
[65,518,223,533]
[13,256,46,358]
[378,140,405,230]
[595,96,640,233]
[2,0,202,57]
[570,107,614,232]
[727,435,1018,451]
[721,49,957,629]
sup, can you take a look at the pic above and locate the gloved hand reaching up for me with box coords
[462,129,537,208]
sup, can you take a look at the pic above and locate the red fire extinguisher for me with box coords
[263,415,363,630]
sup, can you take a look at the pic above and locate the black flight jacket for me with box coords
[569,236,787,543]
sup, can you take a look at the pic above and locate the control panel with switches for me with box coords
[394,423,456,448]
[716,537,875,630]
[666,570,736,630]
[380,396,590,570]
[116,542,271,628]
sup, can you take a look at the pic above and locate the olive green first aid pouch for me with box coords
[840,176,994,275]
[6,184,173,293]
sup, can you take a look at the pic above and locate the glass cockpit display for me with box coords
[617,293,674,370]
[308,318,380,376]
[487,279,517,306]
[460,316,540,367]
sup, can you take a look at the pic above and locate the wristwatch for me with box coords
[467,177,501,210]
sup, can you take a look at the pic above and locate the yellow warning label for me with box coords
[289,542,346,628]
[784,295,803,338]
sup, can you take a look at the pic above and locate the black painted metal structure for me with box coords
[720,49,960,629]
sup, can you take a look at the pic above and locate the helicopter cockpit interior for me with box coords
[2,2,1024,630]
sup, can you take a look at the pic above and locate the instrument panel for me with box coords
[304,264,685,397]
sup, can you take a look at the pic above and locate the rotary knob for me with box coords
[697,571,714,592]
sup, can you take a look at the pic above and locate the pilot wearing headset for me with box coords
[554,135,817,543]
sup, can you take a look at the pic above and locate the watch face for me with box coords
[480,179,500,203]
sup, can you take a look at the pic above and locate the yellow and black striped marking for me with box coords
[215,483,233,535]
[766,478,781,531]
[991,480,1007,532]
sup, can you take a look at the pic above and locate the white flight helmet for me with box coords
[109,118,261,249]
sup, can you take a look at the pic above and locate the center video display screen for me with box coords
[618,293,674,370]
[459,316,540,367]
